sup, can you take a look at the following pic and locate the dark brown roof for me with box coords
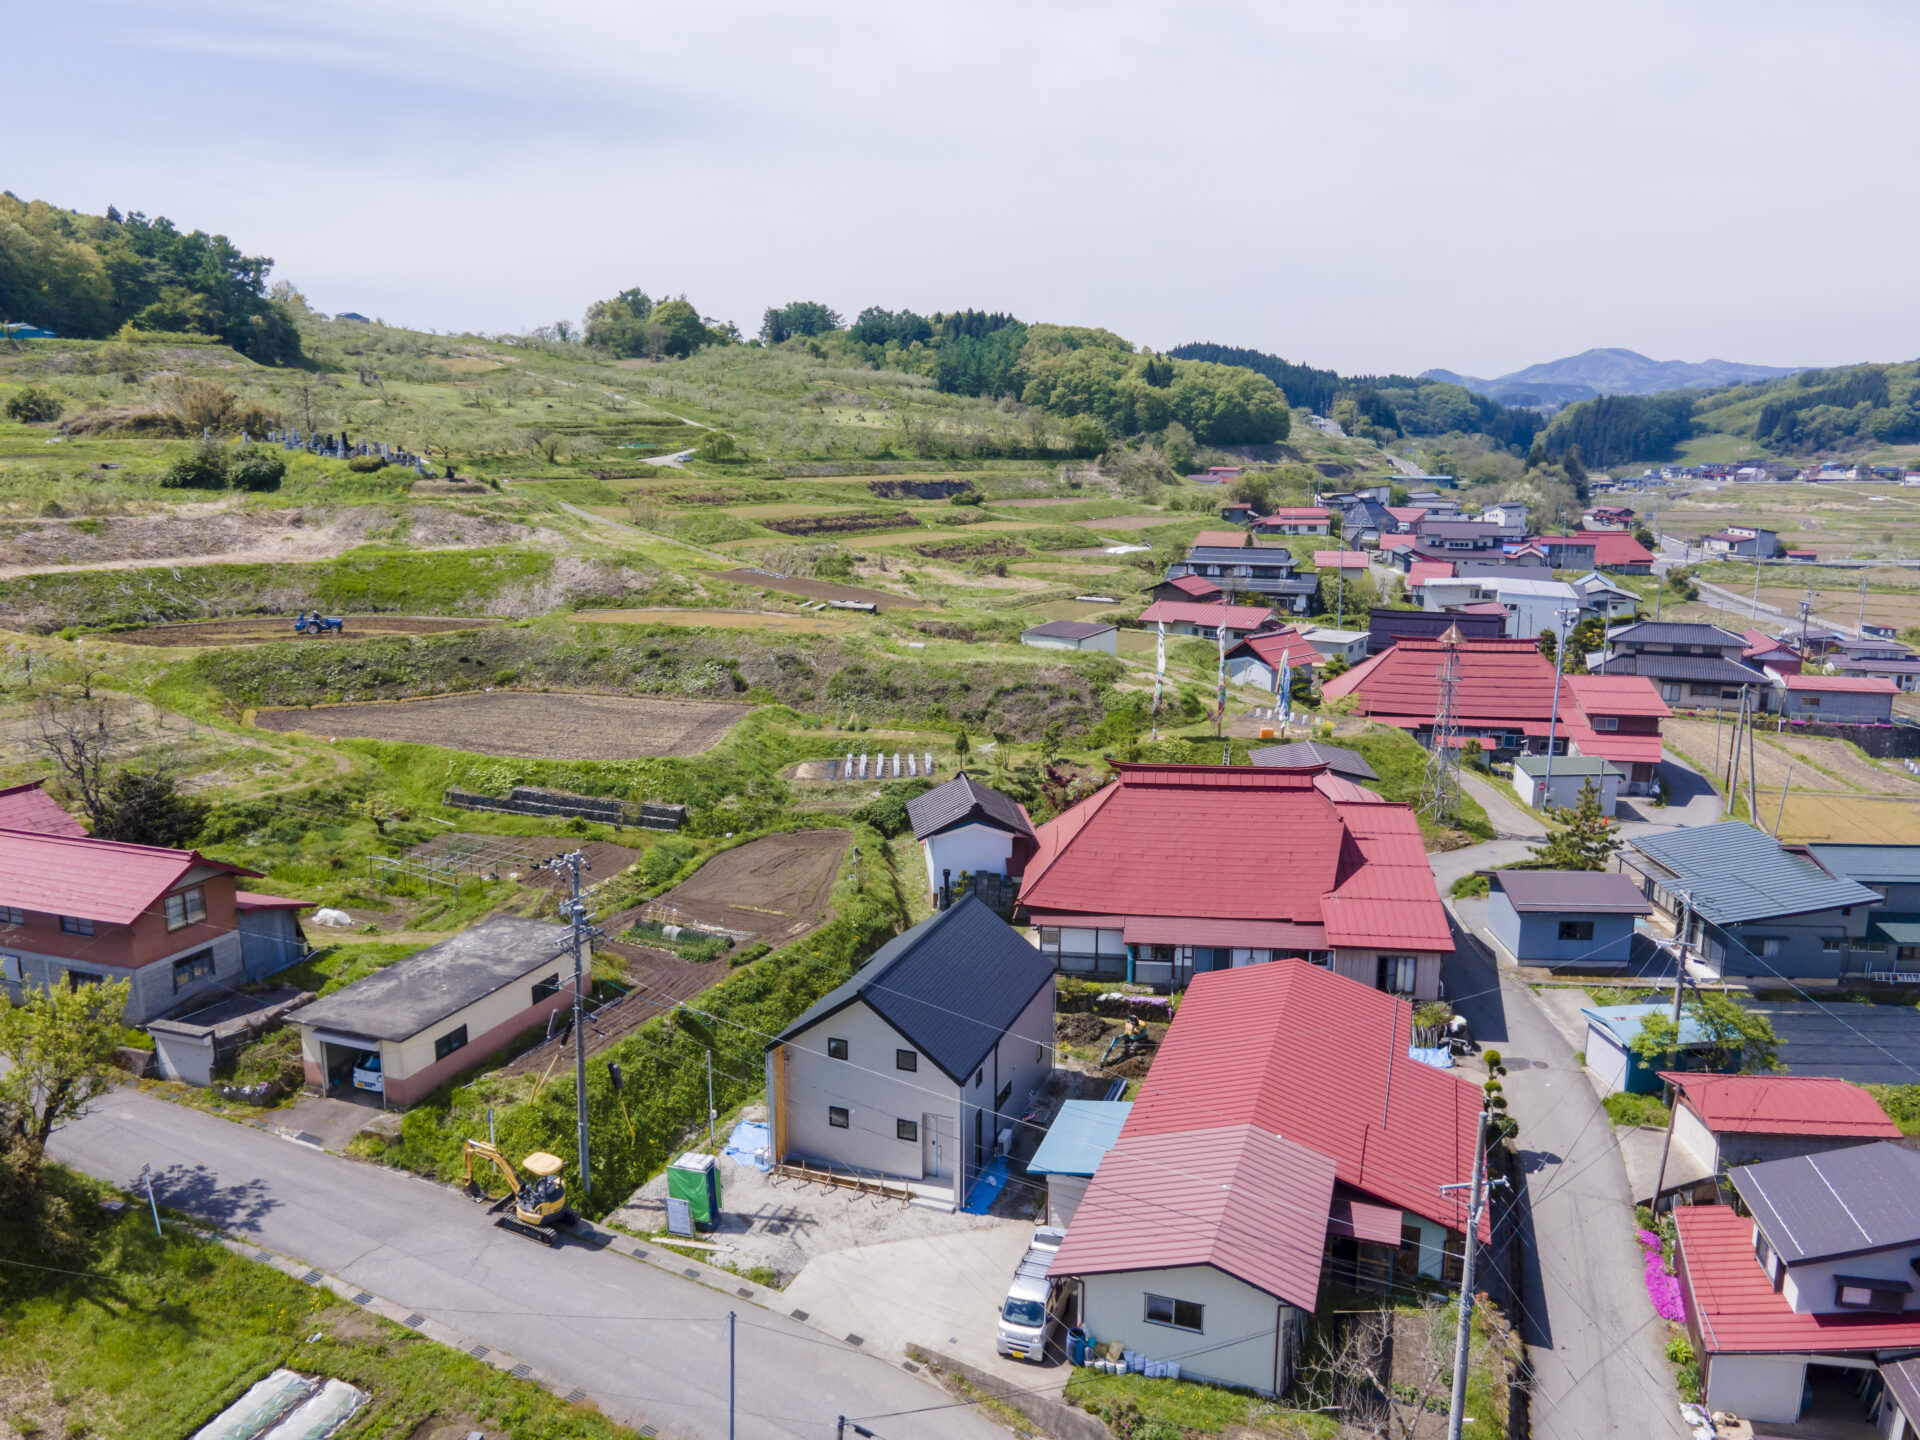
[1488,870,1652,915]
[906,772,1034,842]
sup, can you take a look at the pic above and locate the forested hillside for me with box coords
[1541,361,1920,465]
[1168,340,1542,450]
[0,193,304,364]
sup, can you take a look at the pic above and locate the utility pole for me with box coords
[1651,912,1692,1207]
[1444,1109,1492,1440]
[1542,605,1578,801]
[707,1050,717,1146]
[729,1311,736,1440]
[548,850,596,1203]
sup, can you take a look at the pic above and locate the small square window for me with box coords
[897,1118,918,1142]
[0,906,23,927]
[1823,937,1845,954]
[828,1106,850,1129]
[827,1037,848,1061]
[1558,921,1595,942]
[171,948,215,991]
[532,974,561,1004]
[434,1026,469,1062]
[163,887,206,932]
[60,915,93,936]
[895,1049,917,1072]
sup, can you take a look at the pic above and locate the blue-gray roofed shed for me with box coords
[1028,1100,1132,1176]
[1625,822,1882,926]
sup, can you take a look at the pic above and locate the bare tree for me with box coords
[32,694,126,831]
[1296,1300,1457,1440]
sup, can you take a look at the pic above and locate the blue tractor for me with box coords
[293,611,345,635]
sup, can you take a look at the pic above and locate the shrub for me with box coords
[852,778,933,837]
[1450,872,1491,899]
[158,440,229,489]
[4,385,63,423]
[227,445,288,492]
[347,454,388,473]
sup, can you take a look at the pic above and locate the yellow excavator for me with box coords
[462,1140,576,1246]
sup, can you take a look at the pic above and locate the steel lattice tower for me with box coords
[1419,624,1463,822]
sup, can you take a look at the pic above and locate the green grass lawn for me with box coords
[1604,1091,1671,1128]
[0,1165,640,1440]
[1065,1367,1338,1439]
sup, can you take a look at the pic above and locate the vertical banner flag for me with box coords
[1153,620,1165,740]
[1215,601,1228,732]
[1277,652,1292,728]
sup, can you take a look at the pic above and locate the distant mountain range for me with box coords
[1422,348,1807,406]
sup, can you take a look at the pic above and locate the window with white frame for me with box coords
[1376,955,1417,995]
[1144,1293,1204,1332]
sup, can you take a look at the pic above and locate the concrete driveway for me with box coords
[50,1090,1013,1440]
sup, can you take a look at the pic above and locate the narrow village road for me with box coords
[1442,922,1686,1440]
[51,1090,1010,1440]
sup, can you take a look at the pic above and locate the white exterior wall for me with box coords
[1705,1353,1807,1423]
[1047,1173,1090,1227]
[1781,1243,1920,1314]
[1077,1265,1295,1395]
[383,958,578,1082]
[1024,631,1117,654]
[1584,1024,1630,1093]
[1517,767,1620,816]
[1673,1102,1719,1171]
[923,824,1018,896]
[777,998,962,1191]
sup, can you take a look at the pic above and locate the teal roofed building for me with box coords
[1027,1099,1130,1224]
[1581,1002,1739,1095]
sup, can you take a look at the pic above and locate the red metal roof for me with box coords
[1786,673,1898,693]
[1018,765,1451,952]
[1121,916,1329,948]
[1258,507,1330,522]
[1407,561,1456,586]
[1536,533,1654,567]
[1663,1074,1901,1138]
[1328,1193,1404,1244]
[1121,962,1486,1237]
[1047,1124,1336,1310]
[1564,674,1671,719]
[1192,530,1249,549]
[0,829,257,925]
[1137,600,1276,630]
[0,781,86,838]
[1230,629,1319,670]
[1385,507,1425,525]
[1677,1205,1920,1355]
[1165,574,1222,598]
[1318,638,1559,724]
[1377,534,1415,551]
[1314,551,1369,569]
[1451,602,1509,617]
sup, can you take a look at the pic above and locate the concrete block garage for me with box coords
[289,917,580,1107]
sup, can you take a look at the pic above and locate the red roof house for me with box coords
[1191,529,1250,549]
[1742,628,1801,674]
[1533,533,1655,571]
[1136,599,1277,640]
[1019,764,1451,999]
[1046,962,1484,1393]
[1780,672,1898,723]
[0,780,85,838]
[1225,628,1319,688]
[0,827,303,1024]
[1664,1072,1900,1176]
[1313,550,1369,570]
[1405,559,1455,592]
[1322,639,1667,791]
[1154,573,1224,603]
[1252,507,1331,536]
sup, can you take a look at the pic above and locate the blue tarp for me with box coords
[1408,1046,1454,1070]
[722,1120,771,1172]
[962,1156,1009,1214]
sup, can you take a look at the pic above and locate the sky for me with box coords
[13,0,1920,376]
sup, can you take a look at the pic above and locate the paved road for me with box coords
[51,1091,1007,1440]
[1442,921,1685,1440]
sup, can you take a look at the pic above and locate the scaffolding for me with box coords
[1418,624,1463,822]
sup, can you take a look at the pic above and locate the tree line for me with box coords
[1167,340,1543,450]
[0,192,304,364]
[1542,392,1697,466]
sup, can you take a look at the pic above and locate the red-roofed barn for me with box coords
[1665,1072,1901,1174]
[1018,764,1452,1000]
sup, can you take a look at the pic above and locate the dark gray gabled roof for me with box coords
[1247,740,1378,782]
[1808,844,1920,887]
[770,893,1054,1084]
[1732,1142,1920,1264]
[906,772,1034,842]
[1627,821,1883,925]
[289,917,572,1042]
[1608,621,1749,647]
[1489,869,1651,915]
[1597,653,1768,685]
[1185,545,1296,567]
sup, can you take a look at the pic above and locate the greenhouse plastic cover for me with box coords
[268,1379,368,1439]
[191,1370,313,1440]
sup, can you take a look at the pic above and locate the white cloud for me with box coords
[12,0,1920,374]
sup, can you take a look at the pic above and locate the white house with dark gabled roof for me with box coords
[764,893,1055,1210]
[906,772,1036,905]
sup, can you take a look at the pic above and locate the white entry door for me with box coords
[921,1114,951,1183]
